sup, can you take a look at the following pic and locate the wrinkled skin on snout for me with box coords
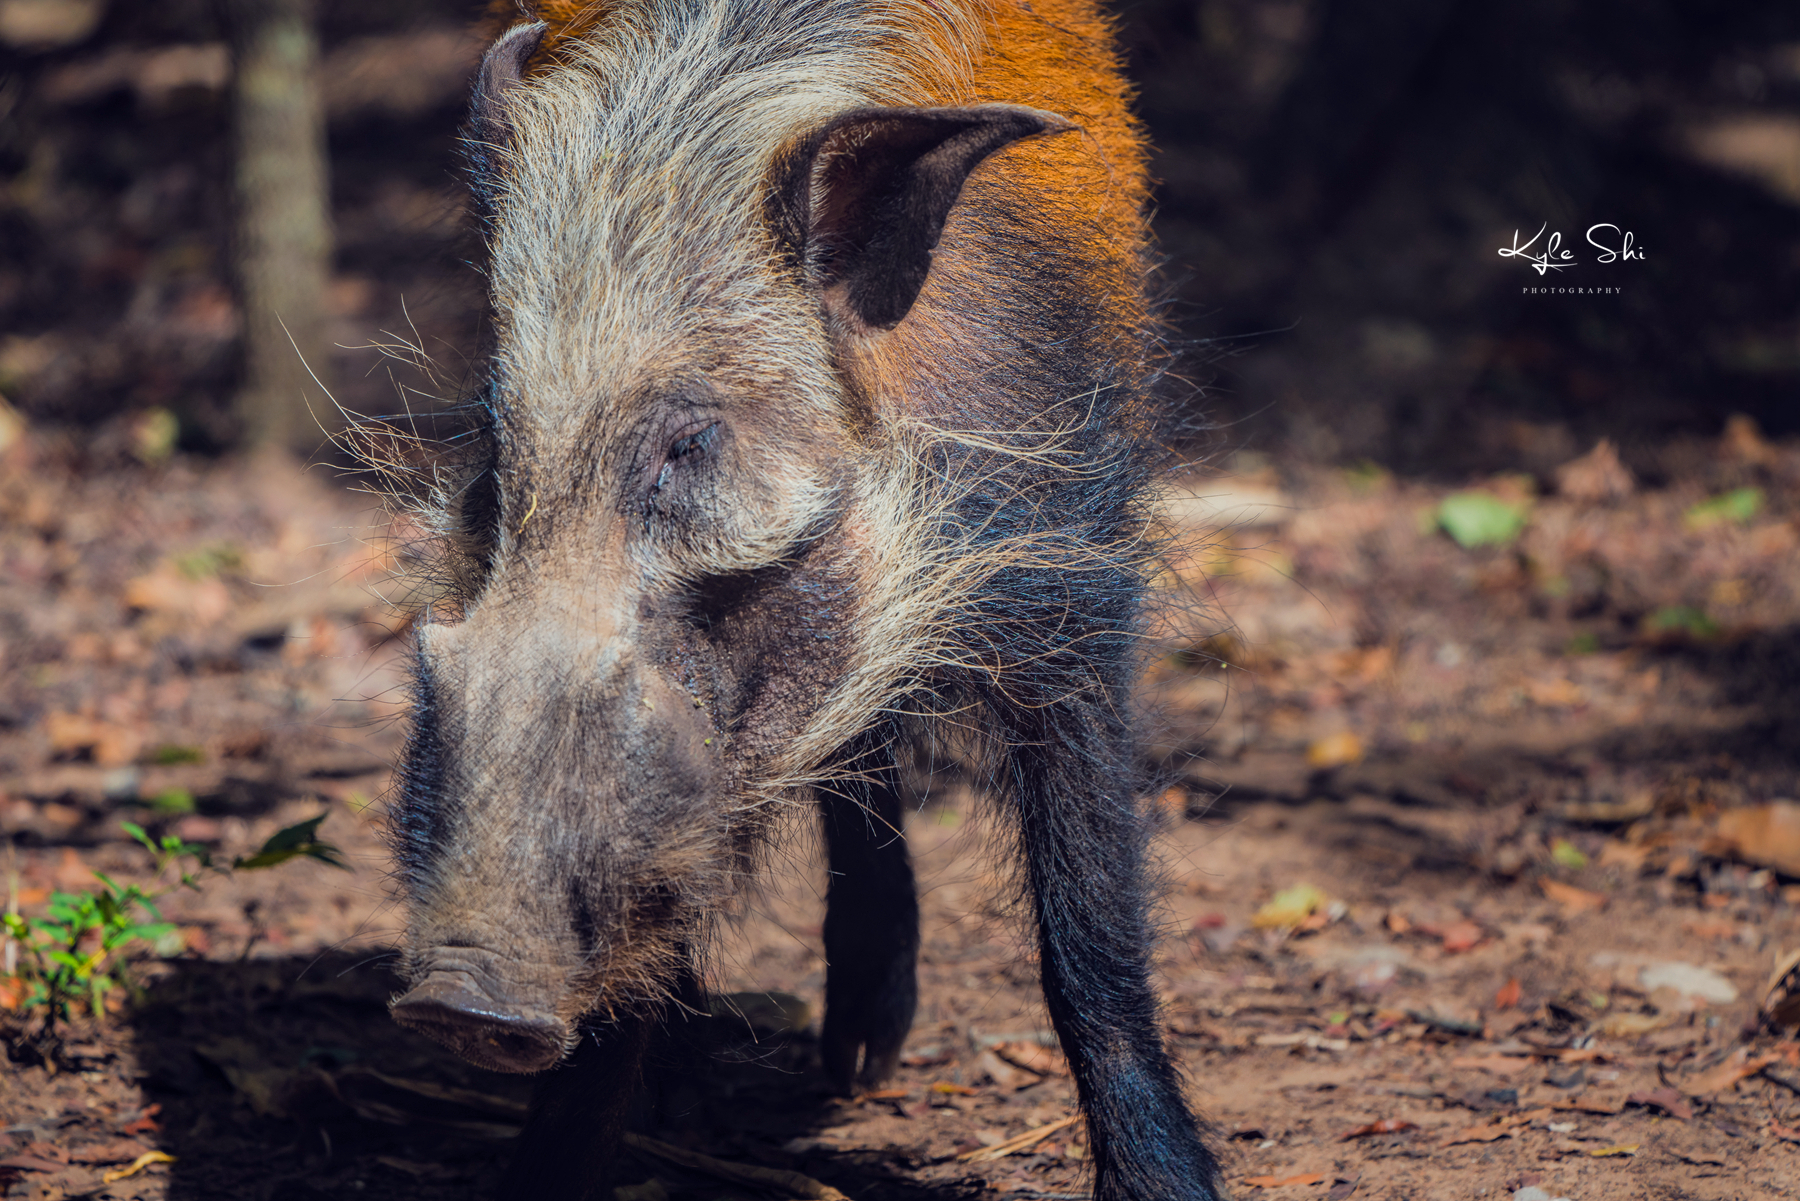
[387,371,859,1073]
[391,585,714,1074]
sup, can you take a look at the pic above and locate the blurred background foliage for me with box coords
[0,0,1794,472]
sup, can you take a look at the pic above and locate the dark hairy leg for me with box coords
[819,736,920,1093]
[500,1010,655,1201]
[1005,701,1223,1201]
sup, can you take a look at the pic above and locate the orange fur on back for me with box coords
[480,1,1154,423]
[881,1,1154,422]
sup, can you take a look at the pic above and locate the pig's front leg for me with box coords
[500,1011,655,1201]
[1006,701,1223,1201]
[820,735,919,1093]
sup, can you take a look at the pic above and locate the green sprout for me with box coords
[1437,492,1528,548]
[1683,487,1762,531]
[2,815,345,1031]
[1645,605,1720,640]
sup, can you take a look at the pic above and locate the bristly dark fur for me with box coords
[368,4,1224,1200]
[391,653,446,889]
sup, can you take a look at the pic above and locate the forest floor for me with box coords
[3,418,1800,1201]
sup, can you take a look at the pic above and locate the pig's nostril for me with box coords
[390,973,568,1074]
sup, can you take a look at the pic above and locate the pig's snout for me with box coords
[390,955,571,1074]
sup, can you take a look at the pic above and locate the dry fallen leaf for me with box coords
[1705,801,1800,876]
[1684,1051,1776,1097]
[42,711,143,767]
[122,568,232,624]
[67,1140,153,1165]
[119,1103,161,1136]
[1495,977,1522,1010]
[1154,785,1188,816]
[993,1040,1069,1077]
[1244,1173,1328,1188]
[1441,1114,1534,1146]
[17,1143,68,1166]
[1588,1144,1639,1157]
[1598,1011,1673,1037]
[1556,1047,1611,1064]
[1626,1087,1693,1120]
[1721,413,1777,466]
[956,1114,1080,1162]
[1555,439,1635,503]
[1675,1150,1728,1166]
[1305,731,1363,769]
[1539,877,1607,912]
[0,1154,69,1174]
[1439,920,1486,952]
[1636,960,1735,1003]
[1596,839,1654,869]
[1525,676,1584,708]
[975,1048,1040,1091]
[1765,947,1800,1028]
[1252,884,1329,930]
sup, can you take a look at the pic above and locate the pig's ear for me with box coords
[465,22,547,209]
[773,105,1073,331]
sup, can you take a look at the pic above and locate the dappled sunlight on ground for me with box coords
[4,419,1800,1199]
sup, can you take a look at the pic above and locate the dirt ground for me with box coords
[4,419,1800,1201]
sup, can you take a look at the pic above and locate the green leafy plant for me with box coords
[173,542,243,580]
[149,787,196,814]
[231,812,346,870]
[1550,839,1589,870]
[1683,487,1762,531]
[3,873,175,1022]
[1436,492,1529,548]
[1342,460,1390,495]
[1566,631,1600,655]
[2,815,344,1029]
[148,743,206,766]
[1644,604,1720,640]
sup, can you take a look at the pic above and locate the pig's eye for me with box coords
[645,419,720,520]
[666,421,718,464]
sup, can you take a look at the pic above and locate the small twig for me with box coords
[958,1113,1082,1162]
[621,1132,852,1201]
[238,900,264,964]
[102,1151,175,1184]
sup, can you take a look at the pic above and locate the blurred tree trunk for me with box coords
[222,0,332,454]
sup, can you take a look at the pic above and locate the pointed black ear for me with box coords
[465,22,547,213]
[772,105,1073,331]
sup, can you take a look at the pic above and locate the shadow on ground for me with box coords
[124,954,963,1201]
[1674,625,1800,766]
